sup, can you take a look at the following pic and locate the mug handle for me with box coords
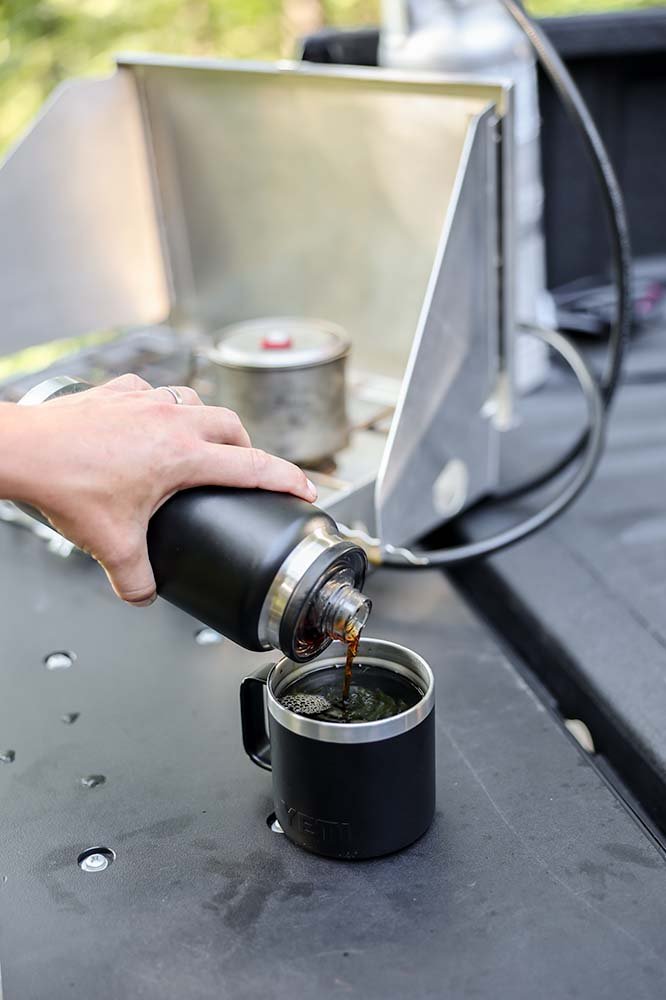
[240,662,274,771]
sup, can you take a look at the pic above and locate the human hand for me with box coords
[1,374,316,606]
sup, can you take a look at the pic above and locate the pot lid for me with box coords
[211,317,350,370]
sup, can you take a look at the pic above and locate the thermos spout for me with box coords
[314,578,372,642]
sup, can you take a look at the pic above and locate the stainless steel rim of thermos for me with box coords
[257,521,371,655]
[17,375,87,406]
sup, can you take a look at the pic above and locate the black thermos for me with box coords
[18,377,371,662]
[147,486,370,661]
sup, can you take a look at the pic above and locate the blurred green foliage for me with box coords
[0,0,663,154]
[0,0,373,152]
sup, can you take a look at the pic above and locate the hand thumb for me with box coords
[101,534,157,607]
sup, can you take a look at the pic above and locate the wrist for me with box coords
[0,402,43,505]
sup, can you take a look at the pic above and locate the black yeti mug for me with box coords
[241,637,435,859]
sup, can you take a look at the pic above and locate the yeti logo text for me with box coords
[281,802,351,844]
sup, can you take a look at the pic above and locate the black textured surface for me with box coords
[3,523,666,998]
[453,320,666,836]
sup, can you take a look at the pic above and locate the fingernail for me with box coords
[306,478,318,501]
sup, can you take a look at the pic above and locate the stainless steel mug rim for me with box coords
[266,637,434,744]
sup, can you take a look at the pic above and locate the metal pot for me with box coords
[204,317,350,466]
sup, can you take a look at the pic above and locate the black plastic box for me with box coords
[301,10,666,288]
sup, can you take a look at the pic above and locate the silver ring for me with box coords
[158,385,184,405]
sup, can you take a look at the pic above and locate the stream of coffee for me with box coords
[277,616,427,725]
[342,624,360,704]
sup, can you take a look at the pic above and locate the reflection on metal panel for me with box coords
[376,108,502,545]
[0,56,510,544]
[126,57,499,378]
[0,72,169,355]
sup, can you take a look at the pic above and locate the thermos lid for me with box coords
[210,317,350,371]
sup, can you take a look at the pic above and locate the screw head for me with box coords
[80,774,106,789]
[266,812,284,834]
[432,459,468,519]
[194,627,222,646]
[44,651,75,670]
[77,847,115,872]
[80,853,108,872]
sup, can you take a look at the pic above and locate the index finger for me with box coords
[187,444,317,502]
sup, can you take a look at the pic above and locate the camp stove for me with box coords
[0,57,514,551]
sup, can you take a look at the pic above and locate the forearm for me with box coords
[0,377,315,605]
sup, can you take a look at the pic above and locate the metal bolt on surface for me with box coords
[266,812,284,834]
[78,847,115,872]
[80,853,108,872]
[194,627,223,646]
[80,774,106,789]
[564,718,595,754]
[44,651,76,670]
